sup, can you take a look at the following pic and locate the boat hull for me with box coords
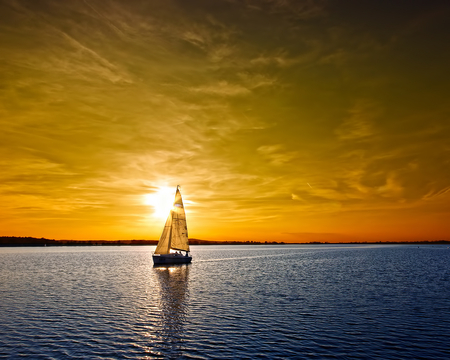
[153,253,192,265]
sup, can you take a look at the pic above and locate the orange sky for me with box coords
[1,0,450,242]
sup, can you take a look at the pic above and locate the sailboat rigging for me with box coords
[152,185,192,265]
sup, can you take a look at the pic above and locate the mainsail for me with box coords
[154,186,190,255]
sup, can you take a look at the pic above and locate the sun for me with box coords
[143,186,175,220]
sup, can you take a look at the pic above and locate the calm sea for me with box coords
[1,245,449,359]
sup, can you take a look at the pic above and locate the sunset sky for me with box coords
[1,0,450,242]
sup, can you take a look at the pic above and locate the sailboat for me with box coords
[152,185,192,265]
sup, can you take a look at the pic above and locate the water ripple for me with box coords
[1,245,450,359]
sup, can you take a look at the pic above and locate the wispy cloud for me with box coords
[335,100,380,141]
[190,81,250,96]
[237,0,326,20]
[257,144,297,165]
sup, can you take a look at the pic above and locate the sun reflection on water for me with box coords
[150,264,190,357]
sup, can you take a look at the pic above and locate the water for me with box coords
[1,245,449,359]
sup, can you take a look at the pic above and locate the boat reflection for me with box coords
[153,264,190,357]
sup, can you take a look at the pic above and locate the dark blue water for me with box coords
[1,245,449,359]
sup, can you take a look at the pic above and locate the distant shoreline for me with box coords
[1,236,449,247]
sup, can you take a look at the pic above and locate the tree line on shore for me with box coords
[0,236,282,246]
[1,236,449,247]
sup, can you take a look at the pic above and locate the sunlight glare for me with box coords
[143,186,175,220]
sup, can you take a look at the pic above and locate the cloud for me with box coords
[188,73,276,97]
[189,81,250,96]
[376,172,404,198]
[236,0,326,20]
[251,52,301,67]
[422,186,450,201]
[238,72,276,89]
[81,0,128,38]
[257,144,297,165]
[335,100,380,141]
[180,17,237,62]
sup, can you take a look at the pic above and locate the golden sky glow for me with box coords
[1,0,450,242]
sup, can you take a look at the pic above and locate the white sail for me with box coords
[154,210,173,255]
[154,187,190,254]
